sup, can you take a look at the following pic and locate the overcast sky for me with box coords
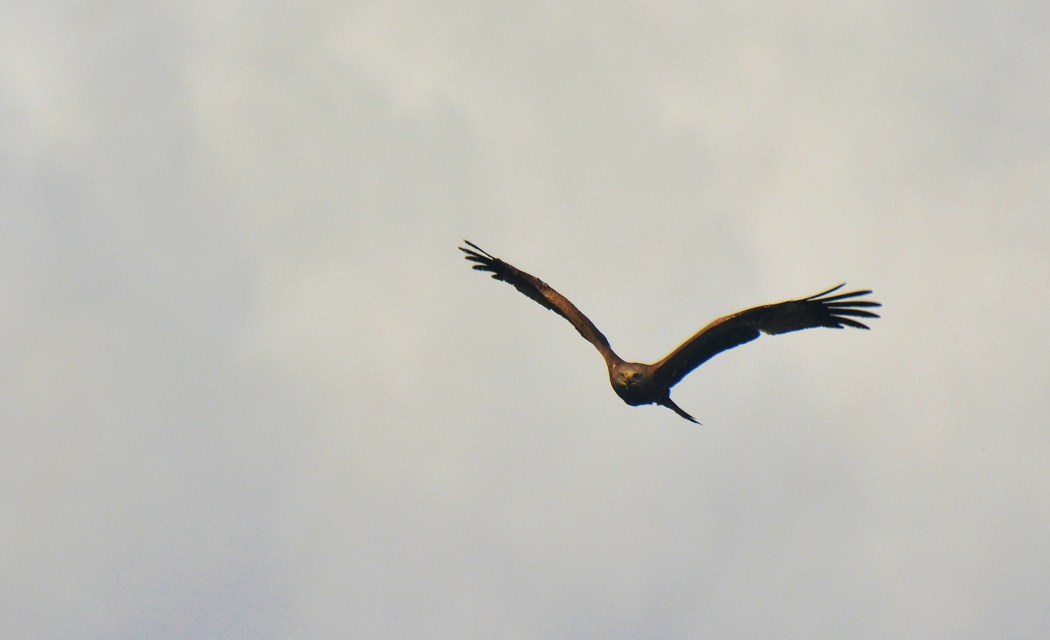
[3,2,1050,638]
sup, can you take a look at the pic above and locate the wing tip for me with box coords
[460,239,495,259]
[809,283,881,309]
[460,240,502,275]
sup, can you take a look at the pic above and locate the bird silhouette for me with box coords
[461,241,880,423]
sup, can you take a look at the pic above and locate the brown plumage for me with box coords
[460,240,880,423]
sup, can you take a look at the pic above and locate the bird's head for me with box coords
[610,362,652,404]
[618,369,642,387]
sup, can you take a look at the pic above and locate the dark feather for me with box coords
[461,240,881,423]
[459,241,615,357]
[651,285,881,389]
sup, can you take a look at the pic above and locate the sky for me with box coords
[3,1,1049,638]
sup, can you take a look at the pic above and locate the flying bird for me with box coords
[460,241,880,423]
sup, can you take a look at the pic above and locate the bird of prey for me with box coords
[460,240,880,424]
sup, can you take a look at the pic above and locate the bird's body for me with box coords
[460,241,880,423]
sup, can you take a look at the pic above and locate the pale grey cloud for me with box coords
[3,1,1049,638]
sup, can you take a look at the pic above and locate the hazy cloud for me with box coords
[3,2,1049,638]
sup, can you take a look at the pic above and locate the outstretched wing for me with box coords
[460,241,616,359]
[651,284,881,389]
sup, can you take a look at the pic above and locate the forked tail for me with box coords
[659,396,700,425]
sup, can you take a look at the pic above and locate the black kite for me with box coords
[460,241,880,423]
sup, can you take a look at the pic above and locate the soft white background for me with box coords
[4,2,1049,638]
